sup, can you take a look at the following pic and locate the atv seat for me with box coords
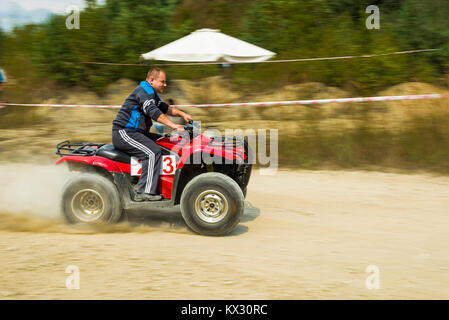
[96,144,131,164]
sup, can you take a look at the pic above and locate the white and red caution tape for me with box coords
[175,93,449,108]
[0,103,121,109]
[0,93,448,109]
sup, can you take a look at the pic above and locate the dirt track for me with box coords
[1,168,449,299]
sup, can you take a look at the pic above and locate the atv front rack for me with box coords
[208,136,245,148]
[56,140,105,157]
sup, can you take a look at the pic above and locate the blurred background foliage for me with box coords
[1,0,448,97]
[1,0,449,172]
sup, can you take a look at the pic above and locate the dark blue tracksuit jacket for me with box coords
[112,81,169,132]
[112,81,169,195]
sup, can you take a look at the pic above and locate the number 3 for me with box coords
[162,156,175,174]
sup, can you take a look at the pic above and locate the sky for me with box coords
[0,0,99,31]
[11,0,87,13]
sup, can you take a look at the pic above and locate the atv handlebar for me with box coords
[166,120,196,139]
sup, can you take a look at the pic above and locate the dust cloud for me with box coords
[0,164,73,219]
[0,163,189,234]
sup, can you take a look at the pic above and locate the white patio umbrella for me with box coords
[141,28,275,63]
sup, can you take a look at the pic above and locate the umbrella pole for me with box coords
[220,63,233,79]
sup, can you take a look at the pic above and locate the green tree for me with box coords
[2,0,447,94]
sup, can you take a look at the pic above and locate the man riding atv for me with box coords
[112,68,192,202]
[56,69,252,236]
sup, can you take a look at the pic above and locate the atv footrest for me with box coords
[123,199,173,211]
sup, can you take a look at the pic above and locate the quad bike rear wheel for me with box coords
[180,172,244,236]
[61,173,122,224]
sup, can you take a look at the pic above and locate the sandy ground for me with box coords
[1,167,449,299]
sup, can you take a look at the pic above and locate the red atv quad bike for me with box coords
[55,122,252,236]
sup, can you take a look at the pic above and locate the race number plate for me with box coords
[161,155,176,175]
[130,155,176,176]
[130,156,142,176]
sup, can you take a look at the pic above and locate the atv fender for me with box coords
[56,155,125,173]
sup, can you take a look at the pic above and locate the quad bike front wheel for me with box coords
[61,173,122,224]
[180,172,244,236]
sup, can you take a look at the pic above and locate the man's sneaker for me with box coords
[134,193,162,202]
[148,194,162,201]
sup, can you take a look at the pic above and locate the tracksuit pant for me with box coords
[112,128,162,195]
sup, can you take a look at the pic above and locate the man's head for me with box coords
[146,68,167,94]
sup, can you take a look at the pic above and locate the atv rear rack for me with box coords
[56,140,105,157]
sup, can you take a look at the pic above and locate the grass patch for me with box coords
[0,107,46,129]
[278,113,449,174]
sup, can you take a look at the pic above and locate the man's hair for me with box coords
[146,67,164,80]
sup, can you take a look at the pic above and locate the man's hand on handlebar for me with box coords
[183,114,193,123]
